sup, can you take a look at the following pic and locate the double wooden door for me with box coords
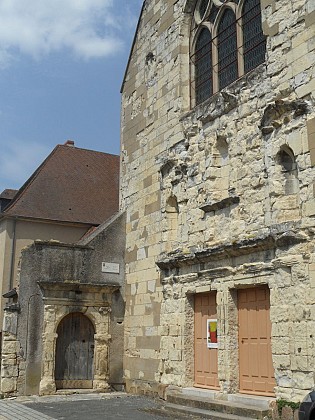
[55,312,95,389]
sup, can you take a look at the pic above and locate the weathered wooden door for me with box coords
[238,286,276,396]
[55,313,95,389]
[194,292,219,389]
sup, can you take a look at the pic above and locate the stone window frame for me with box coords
[190,0,266,106]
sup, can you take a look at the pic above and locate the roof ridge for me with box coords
[57,143,119,157]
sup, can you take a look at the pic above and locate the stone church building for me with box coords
[121,0,315,402]
[1,0,315,405]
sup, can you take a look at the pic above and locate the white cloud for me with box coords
[0,0,126,66]
[0,140,51,192]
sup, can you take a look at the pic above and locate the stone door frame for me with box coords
[38,282,119,395]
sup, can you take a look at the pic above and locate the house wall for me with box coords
[0,219,16,331]
[121,0,315,400]
[0,213,125,397]
[0,218,89,330]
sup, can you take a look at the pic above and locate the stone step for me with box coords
[166,392,270,419]
[163,402,254,420]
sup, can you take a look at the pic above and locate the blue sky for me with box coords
[0,0,143,193]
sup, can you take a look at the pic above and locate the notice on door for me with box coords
[207,319,218,349]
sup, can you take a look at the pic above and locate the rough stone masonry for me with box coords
[121,0,315,401]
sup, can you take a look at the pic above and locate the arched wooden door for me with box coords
[55,313,95,389]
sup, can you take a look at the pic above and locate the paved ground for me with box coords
[0,393,209,420]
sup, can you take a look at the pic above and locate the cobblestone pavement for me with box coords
[0,400,54,420]
[0,393,210,420]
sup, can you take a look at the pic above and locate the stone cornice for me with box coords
[38,281,120,294]
[156,228,309,270]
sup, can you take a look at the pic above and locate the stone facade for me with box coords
[0,212,126,397]
[121,0,315,401]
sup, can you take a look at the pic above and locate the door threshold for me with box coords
[56,389,102,395]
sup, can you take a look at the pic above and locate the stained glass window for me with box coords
[195,28,212,104]
[199,0,209,20]
[192,0,266,105]
[217,9,238,90]
[242,0,266,73]
[209,5,219,24]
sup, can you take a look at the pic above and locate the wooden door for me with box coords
[238,286,276,396]
[55,313,95,389]
[194,292,219,389]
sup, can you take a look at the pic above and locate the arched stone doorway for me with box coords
[38,282,120,396]
[55,312,95,390]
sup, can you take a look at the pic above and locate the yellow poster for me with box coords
[207,319,218,349]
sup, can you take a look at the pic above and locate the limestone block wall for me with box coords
[121,0,191,395]
[121,0,315,399]
[0,311,25,397]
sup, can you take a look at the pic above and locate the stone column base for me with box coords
[93,380,110,392]
[39,379,56,395]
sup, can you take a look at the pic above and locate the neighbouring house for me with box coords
[0,211,126,396]
[0,141,124,397]
[0,190,18,213]
[0,141,119,354]
[120,0,315,403]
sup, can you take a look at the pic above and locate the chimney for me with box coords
[64,140,75,147]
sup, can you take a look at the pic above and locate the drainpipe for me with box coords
[9,218,17,291]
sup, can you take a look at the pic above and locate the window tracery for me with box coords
[191,0,266,106]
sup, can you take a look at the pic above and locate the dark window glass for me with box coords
[217,9,238,90]
[195,28,212,104]
[209,5,219,24]
[242,0,266,73]
[199,0,209,19]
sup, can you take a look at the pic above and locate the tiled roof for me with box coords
[0,189,18,200]
[3,143,120,225]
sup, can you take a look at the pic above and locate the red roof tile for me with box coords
[3,144,119,225]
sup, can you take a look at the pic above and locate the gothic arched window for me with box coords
[195,28,213,105]
[191,0,266,106]
[242,0,266,73]
[217,8,238,90]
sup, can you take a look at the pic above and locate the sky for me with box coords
[0,0,143,193]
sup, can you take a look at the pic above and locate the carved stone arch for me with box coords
[38,284,117,396]
[236,0,264,19]
[166,195,179,213]
[236,0,246,20]
[191,23,212,53]
[54,308,96,335]
[184,0,199,14]
[277,145,297,173]
[212,2,237,37]
[271,145,299,222]
[194,0,212,24]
